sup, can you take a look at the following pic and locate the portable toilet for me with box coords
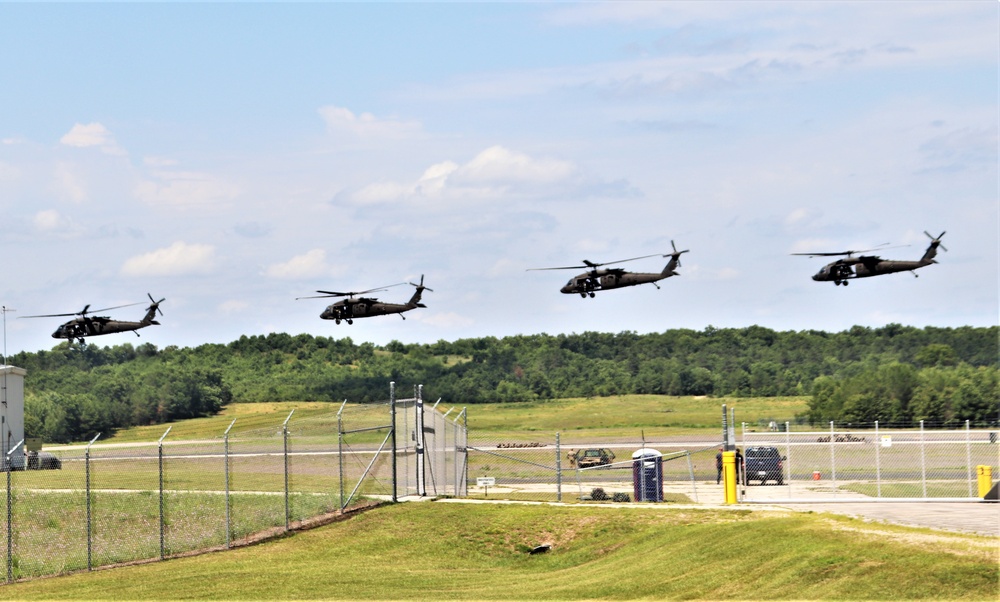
[631,448,663,502]
[1,365,26,470]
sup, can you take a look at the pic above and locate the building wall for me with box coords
[1,365,26,469]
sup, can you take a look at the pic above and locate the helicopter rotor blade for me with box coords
[791,242,904,258]
[85,302,146,314]
[20,301,144,319]
[527,253,663,272]
[296,282,407,300]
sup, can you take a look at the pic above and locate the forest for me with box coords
[6,324,998,443]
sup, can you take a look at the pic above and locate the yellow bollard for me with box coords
[977,465,993,498]
[723,451,737,504]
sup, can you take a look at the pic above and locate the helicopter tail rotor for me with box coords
[147,293,165,316]
[664,240,690,267]
[924,230,947,252]
[409,274,434,293]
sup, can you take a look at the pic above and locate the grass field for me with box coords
[2,502,996,600]
[66,395,808,446]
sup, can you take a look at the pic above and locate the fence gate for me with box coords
[395,385,468,499]
[740,421,1000,502]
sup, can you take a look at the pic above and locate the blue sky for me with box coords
[1,2,997,355]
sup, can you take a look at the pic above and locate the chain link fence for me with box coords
[739,421,1000,502]
[1,383,463,583]
[4,399,996,583]
[467,431,722,503]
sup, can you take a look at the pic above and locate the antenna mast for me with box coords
[1,305,14,366]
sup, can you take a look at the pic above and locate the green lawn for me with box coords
[59,395,807,447]
[3,502,996,600]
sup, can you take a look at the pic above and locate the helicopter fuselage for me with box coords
[562,262,681,298]
[813,257,937,285]
[320,284,428,324]
[53,317,159,341]
[806,232,945,286]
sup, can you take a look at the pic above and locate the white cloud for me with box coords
[218,300,249,313]
[59,122,125,155]
[347,145,582,205]
[421,311,475,328]
[121,241,216,276]
[264,249,332,280]
[318,105,421,140]
[53,162,88,203]
[33,209,62,231]
[0,160,19,181]
[134,170,241,207]
[453,146,576,186]
[788,239,839,255]
[31,209,82,237]
[143,156,179,167]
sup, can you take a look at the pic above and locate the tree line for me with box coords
[7,324,997,442]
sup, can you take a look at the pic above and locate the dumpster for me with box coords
[632,448,663,502]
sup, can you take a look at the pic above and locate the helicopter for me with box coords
[793,231,947,286]
[529,241,690,298]
[297,275,431,324]
[21,293,166,344]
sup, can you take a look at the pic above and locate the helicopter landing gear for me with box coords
[346,319,353,325]
[335,319,341,324]
[588,292,596,298]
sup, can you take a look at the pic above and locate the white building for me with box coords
[1,365,26,469]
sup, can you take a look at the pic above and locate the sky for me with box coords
[0,2,997,357]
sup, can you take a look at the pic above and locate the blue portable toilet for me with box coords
[631,448,663,502]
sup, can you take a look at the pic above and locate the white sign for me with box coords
[881,435,892,448]
[477,477,496,487]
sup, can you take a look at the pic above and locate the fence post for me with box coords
[555,433,562,503]
[874,421,881,498]
[920,420,927,498]
[283,410,294,531]
[224,419,236,549]
[85,433,100,571]
[158,426,171,560]
[6,439,23,584]
[686,451,698,503]
[337,399,347,510]
[966,420,973,498]
[784,421,791,495]
[829,422,837,496]
[415,386,425,497]
[390,382,398,503]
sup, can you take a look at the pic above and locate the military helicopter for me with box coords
[793,231,947,286]
[529,241,689,298]
[297,275,431,324]
[21,293,165,343]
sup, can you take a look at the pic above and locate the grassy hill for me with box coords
[3,501,995,600]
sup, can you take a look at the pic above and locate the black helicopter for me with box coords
[297,275,431,324]
[22,293,165,344]
[793,231,947,286]
[529,241,690,298]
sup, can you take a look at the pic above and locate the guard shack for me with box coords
[1,365,26,470]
